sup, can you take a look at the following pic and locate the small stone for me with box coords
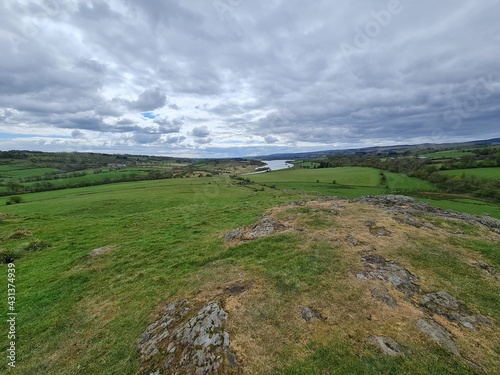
[368,336,406,356]
[347,235,360,246]
[369,226,391,237]
[299,306,326,322]
[89,246,114,256]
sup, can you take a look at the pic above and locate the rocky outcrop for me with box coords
[368,336,406,356]
[416,319,460,356]
[353,195,500,234]
[224,216,288,242]
[357,254,420,298]
[371,287,398,308]
[138,299,238,375]
[418,291,492,329]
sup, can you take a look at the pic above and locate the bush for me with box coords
[0,248,24,264]
[6,196,23,205]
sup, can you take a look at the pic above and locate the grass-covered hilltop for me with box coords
[1,141,499,374]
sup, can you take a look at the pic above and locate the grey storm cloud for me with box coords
[264,135,279,144]
[120,87,168,111]
[0,0,499,157]
[154,117,184,134]
[192,126,210,138]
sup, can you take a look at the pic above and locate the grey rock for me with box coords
[246,216,287,239]
[360,254,420,297]
[89,246,114,256]
[224,216,287,241]
[418,291,492,328]
[416,319,460,356]
[369,226,392,237]
[393,214,430,229]
[138,299,238,375]
[299,306,327,322]
[353,195,500,234]
[347,235,361,246]
[368,336,406,356]
[371,287,398,308]
[364,220,376,227]
[224,227,245,241]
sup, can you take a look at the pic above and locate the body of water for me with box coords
[245,160,294,175]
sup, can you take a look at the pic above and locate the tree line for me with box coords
[316,147,500,202]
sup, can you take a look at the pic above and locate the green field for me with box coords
[247,167,436,198]
[1,170,499,373]
[22,168,154,187]
[440,167,500,180]
[419,197,500,218]
[421,150,473,159]
[0,166,60,179]
[249,167,382,186]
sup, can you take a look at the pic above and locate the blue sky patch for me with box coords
[141,112,159,119]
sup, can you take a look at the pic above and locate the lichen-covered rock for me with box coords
[138,299,237,375]
[368,336,406,356]
[371,287,398,308]
[416,319,460,356]
[224,216,287,242]
[347,235,361,246]
[299,306,327,322]
[358,254,420,297]
[393,214,431,229]
[418,291,492,329]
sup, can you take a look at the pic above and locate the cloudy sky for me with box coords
[0,0,499,157]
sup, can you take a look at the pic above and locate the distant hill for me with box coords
[254,137,500,160]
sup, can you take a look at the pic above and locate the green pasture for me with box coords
[440,167,500,180]
[0,166,60,179]
[421,150,473,159]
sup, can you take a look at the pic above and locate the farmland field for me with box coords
[248,167,382,186]
[0,166,61,179]
[421,150,473,159]
[440,167,500,180]
[247,167,437,197]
